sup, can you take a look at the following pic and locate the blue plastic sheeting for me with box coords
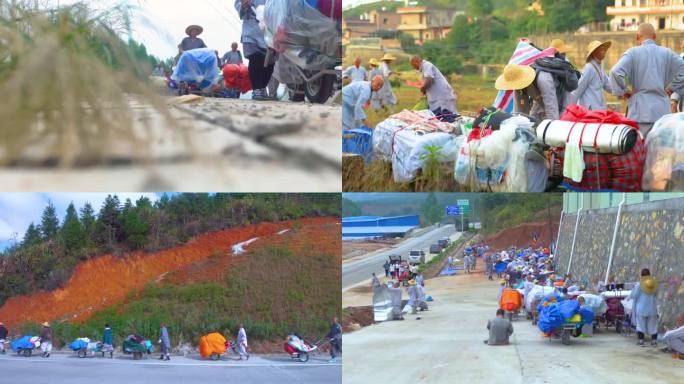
[494,261,508,274]
[538,304,564,333]
[171,48,221,90]
[11,336,35,351]
[343,127,373,163]
[536,292,564,313]
[579,307,595,326]
[558,299,580,320]
[70,339,88,351]
[440,266,458,276]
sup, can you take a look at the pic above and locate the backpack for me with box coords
[532,56,581,111]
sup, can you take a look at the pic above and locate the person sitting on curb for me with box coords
[484,309,514,346]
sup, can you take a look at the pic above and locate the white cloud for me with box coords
[0,193,160,247]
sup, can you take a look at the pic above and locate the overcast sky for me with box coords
[52,0,243,59]
[0,193,160,250]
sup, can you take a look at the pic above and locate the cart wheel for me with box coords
[616,321,623,334]
[298,352,309,363]
[508,312,513,322]
[134,352,142,360]
[78,350,87,358]
[210,353,219,361]
[23,349,32,357]
[561,330,571,345]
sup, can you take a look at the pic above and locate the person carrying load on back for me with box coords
[235,0,275,101]
[549,39,575,115]
[326,317,342,363]
[180,25,207,52]
[610,23,684,136]
[484,309,514,346]
[158,323,171,361]
[496,64,560,121]
[410,56,458,123]
[0,322,8,354]
[630,268,659,347]
[342,75,385,130]
[40,322,52,358]
[343,57,367,83]
[571,40,613,111]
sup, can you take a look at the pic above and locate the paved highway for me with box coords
[342,224,459,289]
[0,352,340,384]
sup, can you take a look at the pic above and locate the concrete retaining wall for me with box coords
[555,197,684,326]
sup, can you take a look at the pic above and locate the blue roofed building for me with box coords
[342,215,421,240]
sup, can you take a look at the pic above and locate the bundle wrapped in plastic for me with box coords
[525,285,555,313]
[538,304,564,333]
[199,332,227,358]
[171,48,221,91]
[222,64,252,94]
[642,113,684,191]
[69,338,91,351]
[579,294,608,315]
[373,110,462,182]
[263,0,340,70]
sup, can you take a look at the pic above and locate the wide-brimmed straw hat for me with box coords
[185,25,204,36]
[380,53,396,62]
[42,322,50,327]
[495,64,536,91]
[369,58,379,67]
[408,279,416,286]
[550,39,570,54]
[586,40,612,62]
[640,276,658,295]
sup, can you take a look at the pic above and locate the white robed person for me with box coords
[410,55,458,123]
[629,268,659,347]
[237,324,250,360]
[343,57,368,83]
[375,54,398,112]
[342,75,385,130]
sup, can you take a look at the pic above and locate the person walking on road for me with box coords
[484,309,514,346]
[235,0,275,101]
[159,323,171,360]
[610,23,684,136]
[630,268,659,347]
[222,42,244,66]
[237,324,250,360]
[40,322,52,358]
[102,324,114,357]
[383,261,390,278]
[0,322,8,354]
[180,25,207,52]
[484,253,494,281]
[326,317,342,363]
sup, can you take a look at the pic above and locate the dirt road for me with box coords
[1,98,340,191]
[343,270,684,384]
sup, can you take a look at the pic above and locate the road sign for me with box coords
[446,205,461,216]
[457,199,470,206]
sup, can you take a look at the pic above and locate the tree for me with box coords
[342,198,362,217]
[96,195,121,251]
[23,223,41,246]
[61,202,85,259]
[39,202,59,240]
[467,0,493,18]
[421,193,442,225]
[80,202,97,252]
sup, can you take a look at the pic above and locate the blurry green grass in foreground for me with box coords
[0,1,181,167]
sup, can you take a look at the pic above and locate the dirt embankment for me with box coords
[0,217,336,327]
[484,221,560,251]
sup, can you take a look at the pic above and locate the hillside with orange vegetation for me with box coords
[0,217,337,328]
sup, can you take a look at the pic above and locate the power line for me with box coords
[205,0,241,36]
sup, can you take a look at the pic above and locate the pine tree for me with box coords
[39,202,59,240]
[96,195,121,251]
[79,202,97,251]
[23,223,41,246]
[61,202,85,259]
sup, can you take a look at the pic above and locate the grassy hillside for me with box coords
[480,194,562,235]
[11,218,340,350]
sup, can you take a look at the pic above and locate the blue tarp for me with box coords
[343,127,373,163]
[558,299,580,320]
[494,261,508,274]
[536,292,564,313]
[11,336,35,352]
[538,304,564,333]
[70,339,88,351]
[579,307,595,326]
[439,266,458,276]
[171,48,221,90]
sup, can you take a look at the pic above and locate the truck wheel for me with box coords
[78,350,87,358]
[305,74,335,104]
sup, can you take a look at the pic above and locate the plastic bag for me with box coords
[538,304,564,333]
[642,112,684,191]
[343,127,374,163]
[264,0,340,70]
[579,294,608,315]
[171,48,221,91]
[558,299,580,320]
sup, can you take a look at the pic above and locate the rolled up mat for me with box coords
[537,120,638,155]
